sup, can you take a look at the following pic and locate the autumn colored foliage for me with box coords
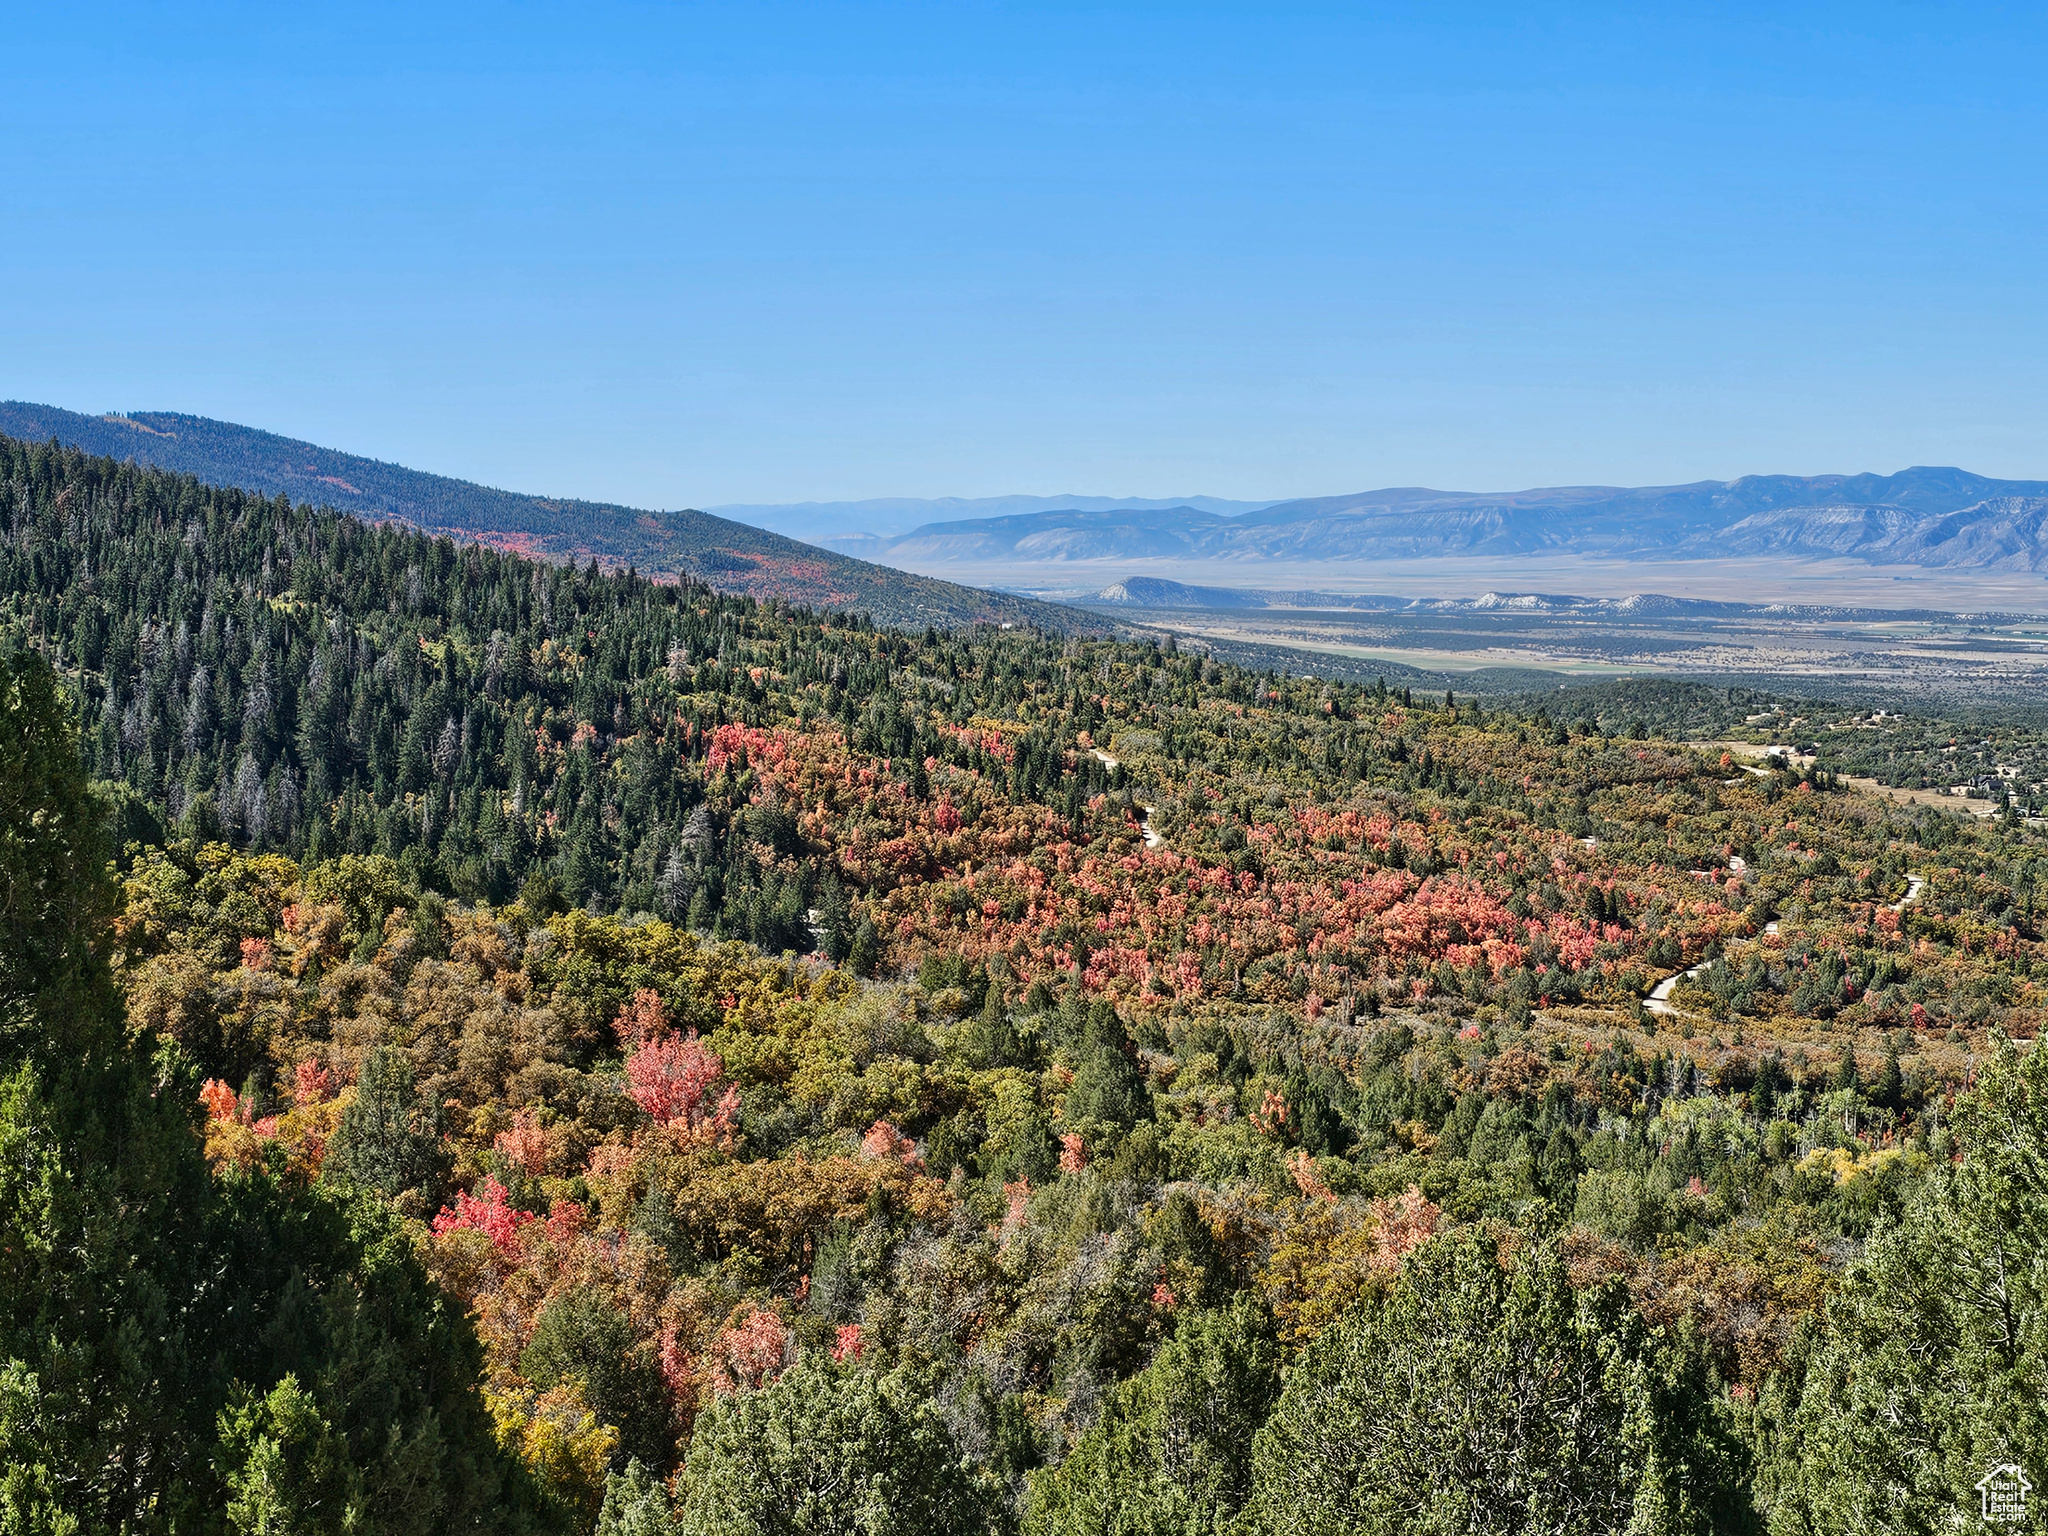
[20,437,2048,1532]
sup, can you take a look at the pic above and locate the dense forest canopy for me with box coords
[4,432,2048,1533]
[0,409,1094,631]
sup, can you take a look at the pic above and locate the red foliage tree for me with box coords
[617,989,739,1142]
[862,1120,922,1167]
[293,1059,334,1107]
[431,1175,535,1254]
[1058,1132,1088,1174]
[495,1108,548,1177]
[708,1305,793,1395]
[199,1078,239,1123]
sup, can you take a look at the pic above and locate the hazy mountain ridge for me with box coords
[712,491,1277,544]
[1095,575,1267,609]
[881,505,1229,562]
[16,396,2047,587]
[1705,495,2048,567]
[0,401,1102,632]
[859,467,2048,569]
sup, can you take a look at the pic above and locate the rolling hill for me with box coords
[0,401,1100,632]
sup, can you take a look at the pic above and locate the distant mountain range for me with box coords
[709,492,1278,545]
[843,469,2048,570]
[16,395,2046,600]
[0,401,1100,633]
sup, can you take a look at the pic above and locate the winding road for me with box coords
[1645,871,1922,1018]
[1090,747,1164,849]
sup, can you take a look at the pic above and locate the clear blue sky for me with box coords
[5,2,2045,509]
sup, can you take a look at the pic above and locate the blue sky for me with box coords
[4,2,2045,509]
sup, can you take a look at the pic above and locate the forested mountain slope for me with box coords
[0,409,1095,630]
[5,429,2048,1533]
